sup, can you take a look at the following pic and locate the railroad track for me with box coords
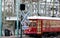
[1,35,60,38]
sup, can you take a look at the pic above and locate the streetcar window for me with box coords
[33,22,36,26]
[29,21,36,27]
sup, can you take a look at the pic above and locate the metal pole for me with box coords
[37,0,40,16]
[45,0,46,16]
[4,0,6,21]
[52,0,54,17]
[20,14,22,38]
[30,0,32,15]
[59,0,60,14]
[0,0,2,37]
[16,0,20,38]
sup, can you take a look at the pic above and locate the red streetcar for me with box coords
[24,16,60,36]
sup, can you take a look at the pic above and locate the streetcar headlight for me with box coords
[29,30,31,31]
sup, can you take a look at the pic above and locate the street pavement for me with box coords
[1,35,34,38]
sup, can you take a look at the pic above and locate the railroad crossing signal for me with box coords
[20,4,30,38]
[21,11,30,25]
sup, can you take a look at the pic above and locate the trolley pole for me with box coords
[0,0,2,37]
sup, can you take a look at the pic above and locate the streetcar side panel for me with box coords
[42,20,60,33]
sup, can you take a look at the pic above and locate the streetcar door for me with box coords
[37,20,42,34]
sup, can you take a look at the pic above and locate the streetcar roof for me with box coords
[27,16,60,20]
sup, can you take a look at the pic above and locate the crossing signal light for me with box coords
[20,4,25,11]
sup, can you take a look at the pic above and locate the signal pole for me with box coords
[20,4,25,38]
